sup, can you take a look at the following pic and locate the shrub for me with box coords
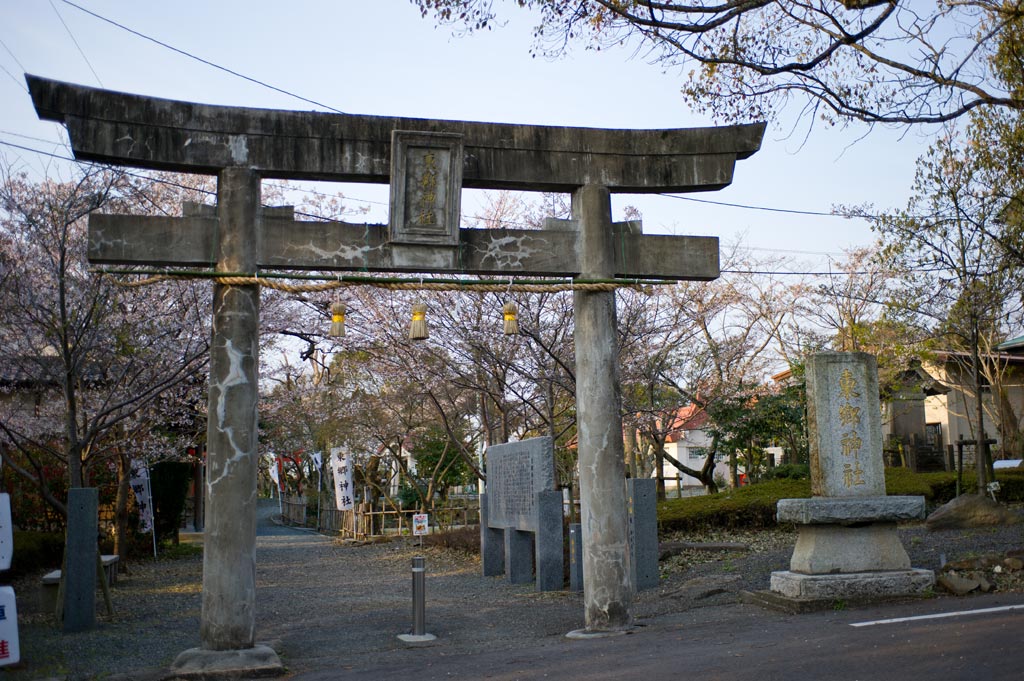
[657,478,811,532]
[883,467,940,499]
[994,469,1024,503]
[769,463,810,480]
[4,531,64,578]
[423,524,479,553]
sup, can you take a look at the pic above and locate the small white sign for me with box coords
[0,494,11,571]
[412,513,429,536]
[0,586,20,666]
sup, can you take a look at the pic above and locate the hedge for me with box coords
[2,531,64,579]
[656,466,1024,533]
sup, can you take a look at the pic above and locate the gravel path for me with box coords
[7,503,1024,680]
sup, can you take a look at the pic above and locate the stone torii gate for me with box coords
[28,74,763,669]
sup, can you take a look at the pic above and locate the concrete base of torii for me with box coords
[167,645,284,679]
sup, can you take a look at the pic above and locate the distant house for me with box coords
[919,345,1024,463]
[657,404,735,496]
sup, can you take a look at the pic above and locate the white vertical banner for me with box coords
[129,460,155,534]
[331,447,354,511]
[268,453,280,496]
[312,451,323,530]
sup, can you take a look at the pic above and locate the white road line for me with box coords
[850,604,1024,627]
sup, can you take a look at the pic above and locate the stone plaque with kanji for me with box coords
[389,130,463,246]
[806,352,886,497]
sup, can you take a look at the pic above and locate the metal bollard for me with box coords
[412,556,426,636]
[398,555,436,642]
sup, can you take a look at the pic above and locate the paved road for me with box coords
[257,497,314,537]
[246,499,1024,681]
[289,593,1024,681]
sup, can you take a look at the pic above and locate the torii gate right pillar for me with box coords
[572,184,633,631]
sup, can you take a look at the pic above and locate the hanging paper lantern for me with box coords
[502,301,519,335]
[409,302,429,341]
[329,301,347,337]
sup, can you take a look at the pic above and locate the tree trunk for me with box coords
[971,318,994,487]
[113,449,131,563]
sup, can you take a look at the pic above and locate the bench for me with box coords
[40,554,119,612]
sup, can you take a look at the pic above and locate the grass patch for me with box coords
[156,542,203,560]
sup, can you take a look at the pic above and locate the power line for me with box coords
[661,192,880,220]
[0,37,28,72]
[7,6,896,226]
[49,0,103,87]
[0,63,29,94]
[0,129,69,146]
[57,0,347,114]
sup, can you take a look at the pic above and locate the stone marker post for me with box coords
[770,352,934,602]
[62,487,98,633]
[572,185,633,631]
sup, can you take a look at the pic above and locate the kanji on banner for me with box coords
[331,447,354,511]
[129,460,154,533]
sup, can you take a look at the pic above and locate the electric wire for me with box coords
[57,0,346,115]
[49,0,103,87]
[660,192,880,220]
[0,37,28,72]
[0,63,29,93]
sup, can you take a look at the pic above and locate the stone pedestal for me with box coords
[770,569,936,600]
[168,645,283,679]
[778,497,925,575]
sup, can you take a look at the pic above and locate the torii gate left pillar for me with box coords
[201,168,262,652]
[27,74,764,669]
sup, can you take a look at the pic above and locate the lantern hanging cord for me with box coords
[93,268,661,294]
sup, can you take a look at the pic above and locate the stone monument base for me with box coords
[789,523,912,574]
[167,645,284,679]
[770,569,935,601]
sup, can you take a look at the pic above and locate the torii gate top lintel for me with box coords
[27,74,765,194]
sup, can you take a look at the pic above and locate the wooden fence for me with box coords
[280,496,479,539]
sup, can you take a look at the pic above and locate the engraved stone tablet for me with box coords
[807,352,885,497]
[485,436,556,532]
[389,130,463,246]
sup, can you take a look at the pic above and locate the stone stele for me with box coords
[770,352,934,604]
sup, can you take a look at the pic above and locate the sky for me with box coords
[0,0,942,274]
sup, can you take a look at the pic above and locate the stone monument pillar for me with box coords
[770,352,934,602]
